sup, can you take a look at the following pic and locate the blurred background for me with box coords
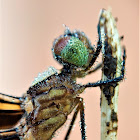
[0,0,139,140]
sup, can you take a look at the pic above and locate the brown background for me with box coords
[0,0,139,140]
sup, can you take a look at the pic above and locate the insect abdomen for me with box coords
[0,93,24,129]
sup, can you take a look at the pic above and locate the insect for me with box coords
[0,25,126,140]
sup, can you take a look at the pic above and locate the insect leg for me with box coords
[79,98,86,140]
[65,98,86,140]
[0,128,19,140]
[84,47,126,88]
[65,103,80,140]
[85,24,102,71]
[87,63,102,75]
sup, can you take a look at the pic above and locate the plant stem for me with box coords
[98,9,123,140]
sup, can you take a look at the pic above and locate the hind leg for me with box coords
[65,97,86,140]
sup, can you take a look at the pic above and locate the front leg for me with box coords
[85,24,102,71]
[83,47,126,88]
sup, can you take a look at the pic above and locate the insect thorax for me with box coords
[18,70,85,139]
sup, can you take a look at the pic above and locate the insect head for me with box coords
[52,27,95,69]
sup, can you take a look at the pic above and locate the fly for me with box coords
[0,25,126,140]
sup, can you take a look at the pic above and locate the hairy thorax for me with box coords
[18,73,84,140]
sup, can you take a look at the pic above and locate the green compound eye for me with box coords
[61,37,89,67]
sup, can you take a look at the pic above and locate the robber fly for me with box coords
[0,25,126,140]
